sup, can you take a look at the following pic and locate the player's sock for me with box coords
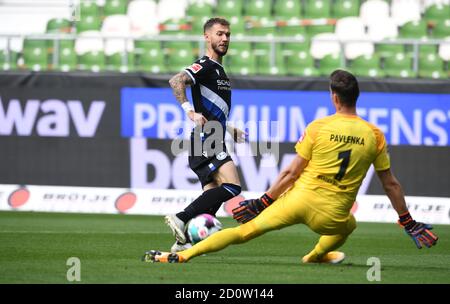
[306,234,349,261]
[176,183,241,223]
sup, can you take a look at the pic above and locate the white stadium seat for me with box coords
[74,31,104,55]
[438,38,450,61]
[310,33,341,59]
[360,0,390,27]
[101,15,134,55]
[391,0,422,26]
[335,17,374,59]
[367,17,399,41]
[127,0,159,36]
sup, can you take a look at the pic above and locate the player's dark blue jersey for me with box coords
[184,56,231,137]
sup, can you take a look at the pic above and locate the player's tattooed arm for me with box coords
[169,72,193,104]
[169,72,208,126]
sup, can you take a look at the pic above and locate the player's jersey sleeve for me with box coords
[295,122,318,160]
[184,58,211,84]
[372,127,390,171]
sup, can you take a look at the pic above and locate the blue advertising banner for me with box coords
[121,88,450,146]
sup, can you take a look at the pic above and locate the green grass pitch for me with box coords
[0,211,449,284]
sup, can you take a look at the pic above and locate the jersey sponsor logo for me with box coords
[188,63,203,74]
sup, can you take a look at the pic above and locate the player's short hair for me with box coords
[329,70,360,107]
[203,17,230,33]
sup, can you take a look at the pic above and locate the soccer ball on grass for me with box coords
[187,214,223,244]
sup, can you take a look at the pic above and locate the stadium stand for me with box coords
[0,0,448,78]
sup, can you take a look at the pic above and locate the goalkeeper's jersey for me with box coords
[294,113,390,215]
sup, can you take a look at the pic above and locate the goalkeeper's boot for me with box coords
[302,251,345,264]
[165,215,187,244]
[142,250,186,263]
[171,241,192,253]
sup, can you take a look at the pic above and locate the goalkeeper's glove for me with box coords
[232,193,274,224]
[398,211,438,249]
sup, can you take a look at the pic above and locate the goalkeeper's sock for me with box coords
[176,183,241,223]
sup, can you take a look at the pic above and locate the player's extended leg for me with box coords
[176,192,305,262]
[302,214,356,264]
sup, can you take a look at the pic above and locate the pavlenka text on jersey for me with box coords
[330,134,365,145]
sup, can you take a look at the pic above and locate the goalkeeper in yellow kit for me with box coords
[145,69,438,264]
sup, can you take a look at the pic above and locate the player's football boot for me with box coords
[302,251,346,264]
[142,250,185,263]
[164,215,187,244]
[171,241,192,253]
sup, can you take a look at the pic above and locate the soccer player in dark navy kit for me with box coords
[166,18,246,252]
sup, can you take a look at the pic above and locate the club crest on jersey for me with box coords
[216,152,228,160]
[188,63,203,74]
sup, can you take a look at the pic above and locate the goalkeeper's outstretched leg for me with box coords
[302,214,357,264]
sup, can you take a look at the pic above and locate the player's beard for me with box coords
[212,41,228,56]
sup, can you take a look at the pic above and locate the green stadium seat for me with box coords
[0,50,18,70]
[46,18,72,33]
[256,56,287,75]
[23,46,48,71]
[229,16,246,37]
[216,0,244,18]
[318,53,343,76]
[244,0,272,18]
[431,19,450,39]
[277,18,307,37]
[424,4,450,23]
[247,17,276,36]
[78,51,105,72]
[190,16,211,34]
[418,52,445,79]
[375,41,405,58]
[227,50,257,75]
[256,51,286,75]
[350,54,384,78]
[167,47,195,73]
[304,0,331,19]
[399,20,428,39]
[76,15,101,33]
[273,0,302,19]
[134,40,161,55]
[103,0,128,16]
[79,1,100,16]
[306,24,334,37]
[332,0,360,18]
[160,18,190,36]
[227,40,252,56]
[186,2,213,17]
[54,47,77,72]
[106,52,135,72]
[383,53,414,78]
[136,49,166,73]
[286,51,319,76]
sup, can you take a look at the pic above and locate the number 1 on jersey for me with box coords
[335,150,351,181]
